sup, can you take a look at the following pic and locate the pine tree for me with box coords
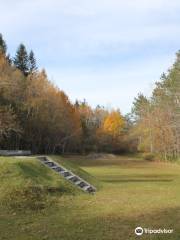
[75,100,80,108]
[29,50,37,73]
[0,33,7,54]
[6,53,12,65]
[14,44,29,76]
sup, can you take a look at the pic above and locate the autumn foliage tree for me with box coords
[97,110,126,152]
[0,35,82,153]
[132,52,180,160]
[103,111,125,137]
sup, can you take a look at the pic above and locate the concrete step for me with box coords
[87,186,95,193]
[61,171,72,177]
[65,175,74,180]
[54,167,65,172]
[74,180,82,185]
[78,181,88,188]
[70,176,80,183]
[82,185,91,191]
[51,165,58,169]
[45,162,55,167]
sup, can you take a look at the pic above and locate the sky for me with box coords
[1,0,180,114]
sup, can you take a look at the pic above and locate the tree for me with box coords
[23,70,82,153]
[0,106,20,140]
[97,110,125,153]
[103,111,125,137]
[132,52,180,160]
[6,54,12,65]
[14,44,29,76]
[29,50,37,73]
[132,93,149,120]
[0,33,7,54]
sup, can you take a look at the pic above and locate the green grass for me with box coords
[1,155,180,239]
[0,156,84,211]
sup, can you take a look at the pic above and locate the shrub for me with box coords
[143,153,155,161]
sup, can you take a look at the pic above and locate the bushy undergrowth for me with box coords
[143,153,155,161]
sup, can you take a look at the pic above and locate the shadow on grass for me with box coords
[61,155,146,167]
[75,159,144,167]
[99,174,175,184]
[102,178,173,183]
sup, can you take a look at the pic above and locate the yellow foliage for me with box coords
[103,111,125,137]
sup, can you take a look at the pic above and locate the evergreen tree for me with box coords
[132,93,149,119]
[0,33,7,54]
[75,100,80,108]
[14,44,29,76]
[29,50,37,73]
[6,53,12,65]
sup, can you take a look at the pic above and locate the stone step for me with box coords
[62,171,72,177]
[78,181,88,188]
[45,162,55,167]
[51,165,58,169]
[74,180,82,185]
[43,160,53,164]
[87,186,95,193]
[53,168,64,173]
[70,176,80,182]
[65,175,74,180]
[82,185,91,191]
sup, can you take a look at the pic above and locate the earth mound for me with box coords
[86,153,116,160]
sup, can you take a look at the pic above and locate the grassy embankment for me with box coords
[0,154,180,240]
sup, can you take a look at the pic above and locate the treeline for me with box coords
[0,34,133,154]
[0,34,179,159]
[132,52,180,160]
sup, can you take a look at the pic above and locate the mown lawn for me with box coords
[1,155,180,240]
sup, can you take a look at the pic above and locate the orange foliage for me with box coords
[103,111,125,137]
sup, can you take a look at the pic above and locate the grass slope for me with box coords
[1,155,180,240]
[0,156,91,212]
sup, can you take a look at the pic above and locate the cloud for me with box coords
[48,52,176,114]
[0,0,179,113]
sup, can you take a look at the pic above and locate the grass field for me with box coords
[0,155,180,240]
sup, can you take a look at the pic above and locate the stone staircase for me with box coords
[38,156,96,194]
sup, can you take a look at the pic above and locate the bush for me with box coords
[143,153,155,161]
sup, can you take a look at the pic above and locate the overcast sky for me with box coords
[1,0,180,113]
